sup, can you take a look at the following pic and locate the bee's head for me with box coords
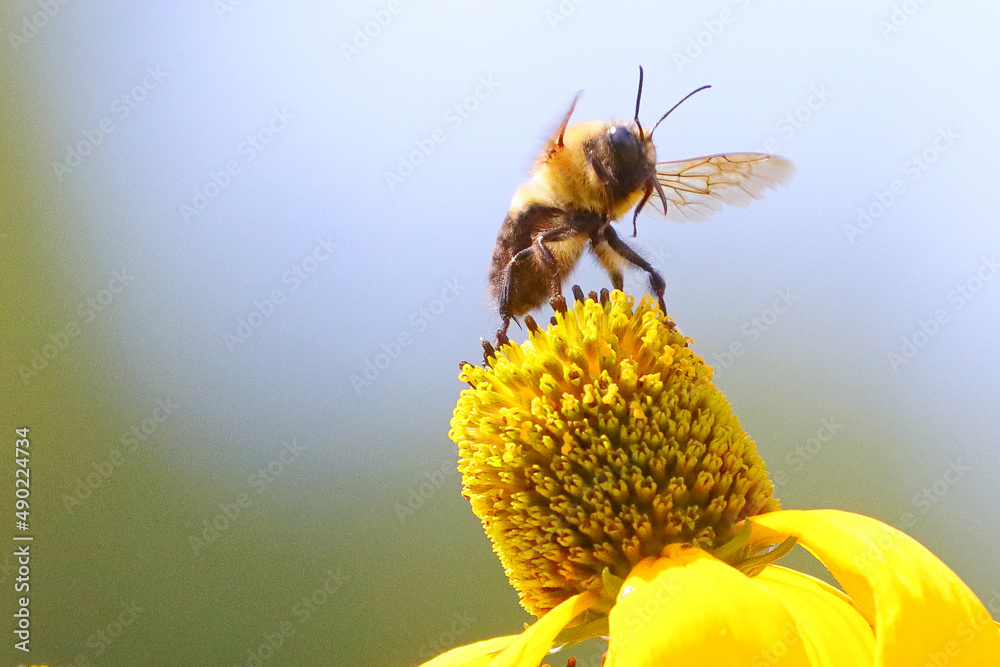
[606,122,654,173]
[586,121,657,203]
[587,65,709,204]
[622,67,711,225]
[549,69,709,219]
[607,123,642,155]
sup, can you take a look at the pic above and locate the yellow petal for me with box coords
[605,546,813,666]
[752,509,1000,665]
[490,591,598,667]
[420,592,598,667]
[418,636,521,667]
[755,565,875,665]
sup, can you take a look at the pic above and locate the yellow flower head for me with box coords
[451,290,779,615]
[425,290,1000,666]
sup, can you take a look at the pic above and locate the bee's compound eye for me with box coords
[607,125,638,153]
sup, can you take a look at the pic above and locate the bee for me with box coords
[488,67,794,342]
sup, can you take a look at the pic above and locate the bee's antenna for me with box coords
[633,66,645,136]
[650,85,711,137]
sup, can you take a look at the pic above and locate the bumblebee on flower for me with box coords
[422,290,999,666]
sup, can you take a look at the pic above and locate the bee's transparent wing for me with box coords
[653,153,794,222]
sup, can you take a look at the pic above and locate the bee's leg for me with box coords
[602,225,667,314]
[496,312,521,342]
[496,317,510,345]
[533,226,575,301]
[496,247,536,344]
[590,236,624,292]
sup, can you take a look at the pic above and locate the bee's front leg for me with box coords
[602,225,667,314]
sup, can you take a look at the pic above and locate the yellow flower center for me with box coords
[451,290,780,616]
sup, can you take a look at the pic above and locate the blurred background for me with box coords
[1,1,998,665]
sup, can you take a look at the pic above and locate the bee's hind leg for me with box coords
[495,248,537,345]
